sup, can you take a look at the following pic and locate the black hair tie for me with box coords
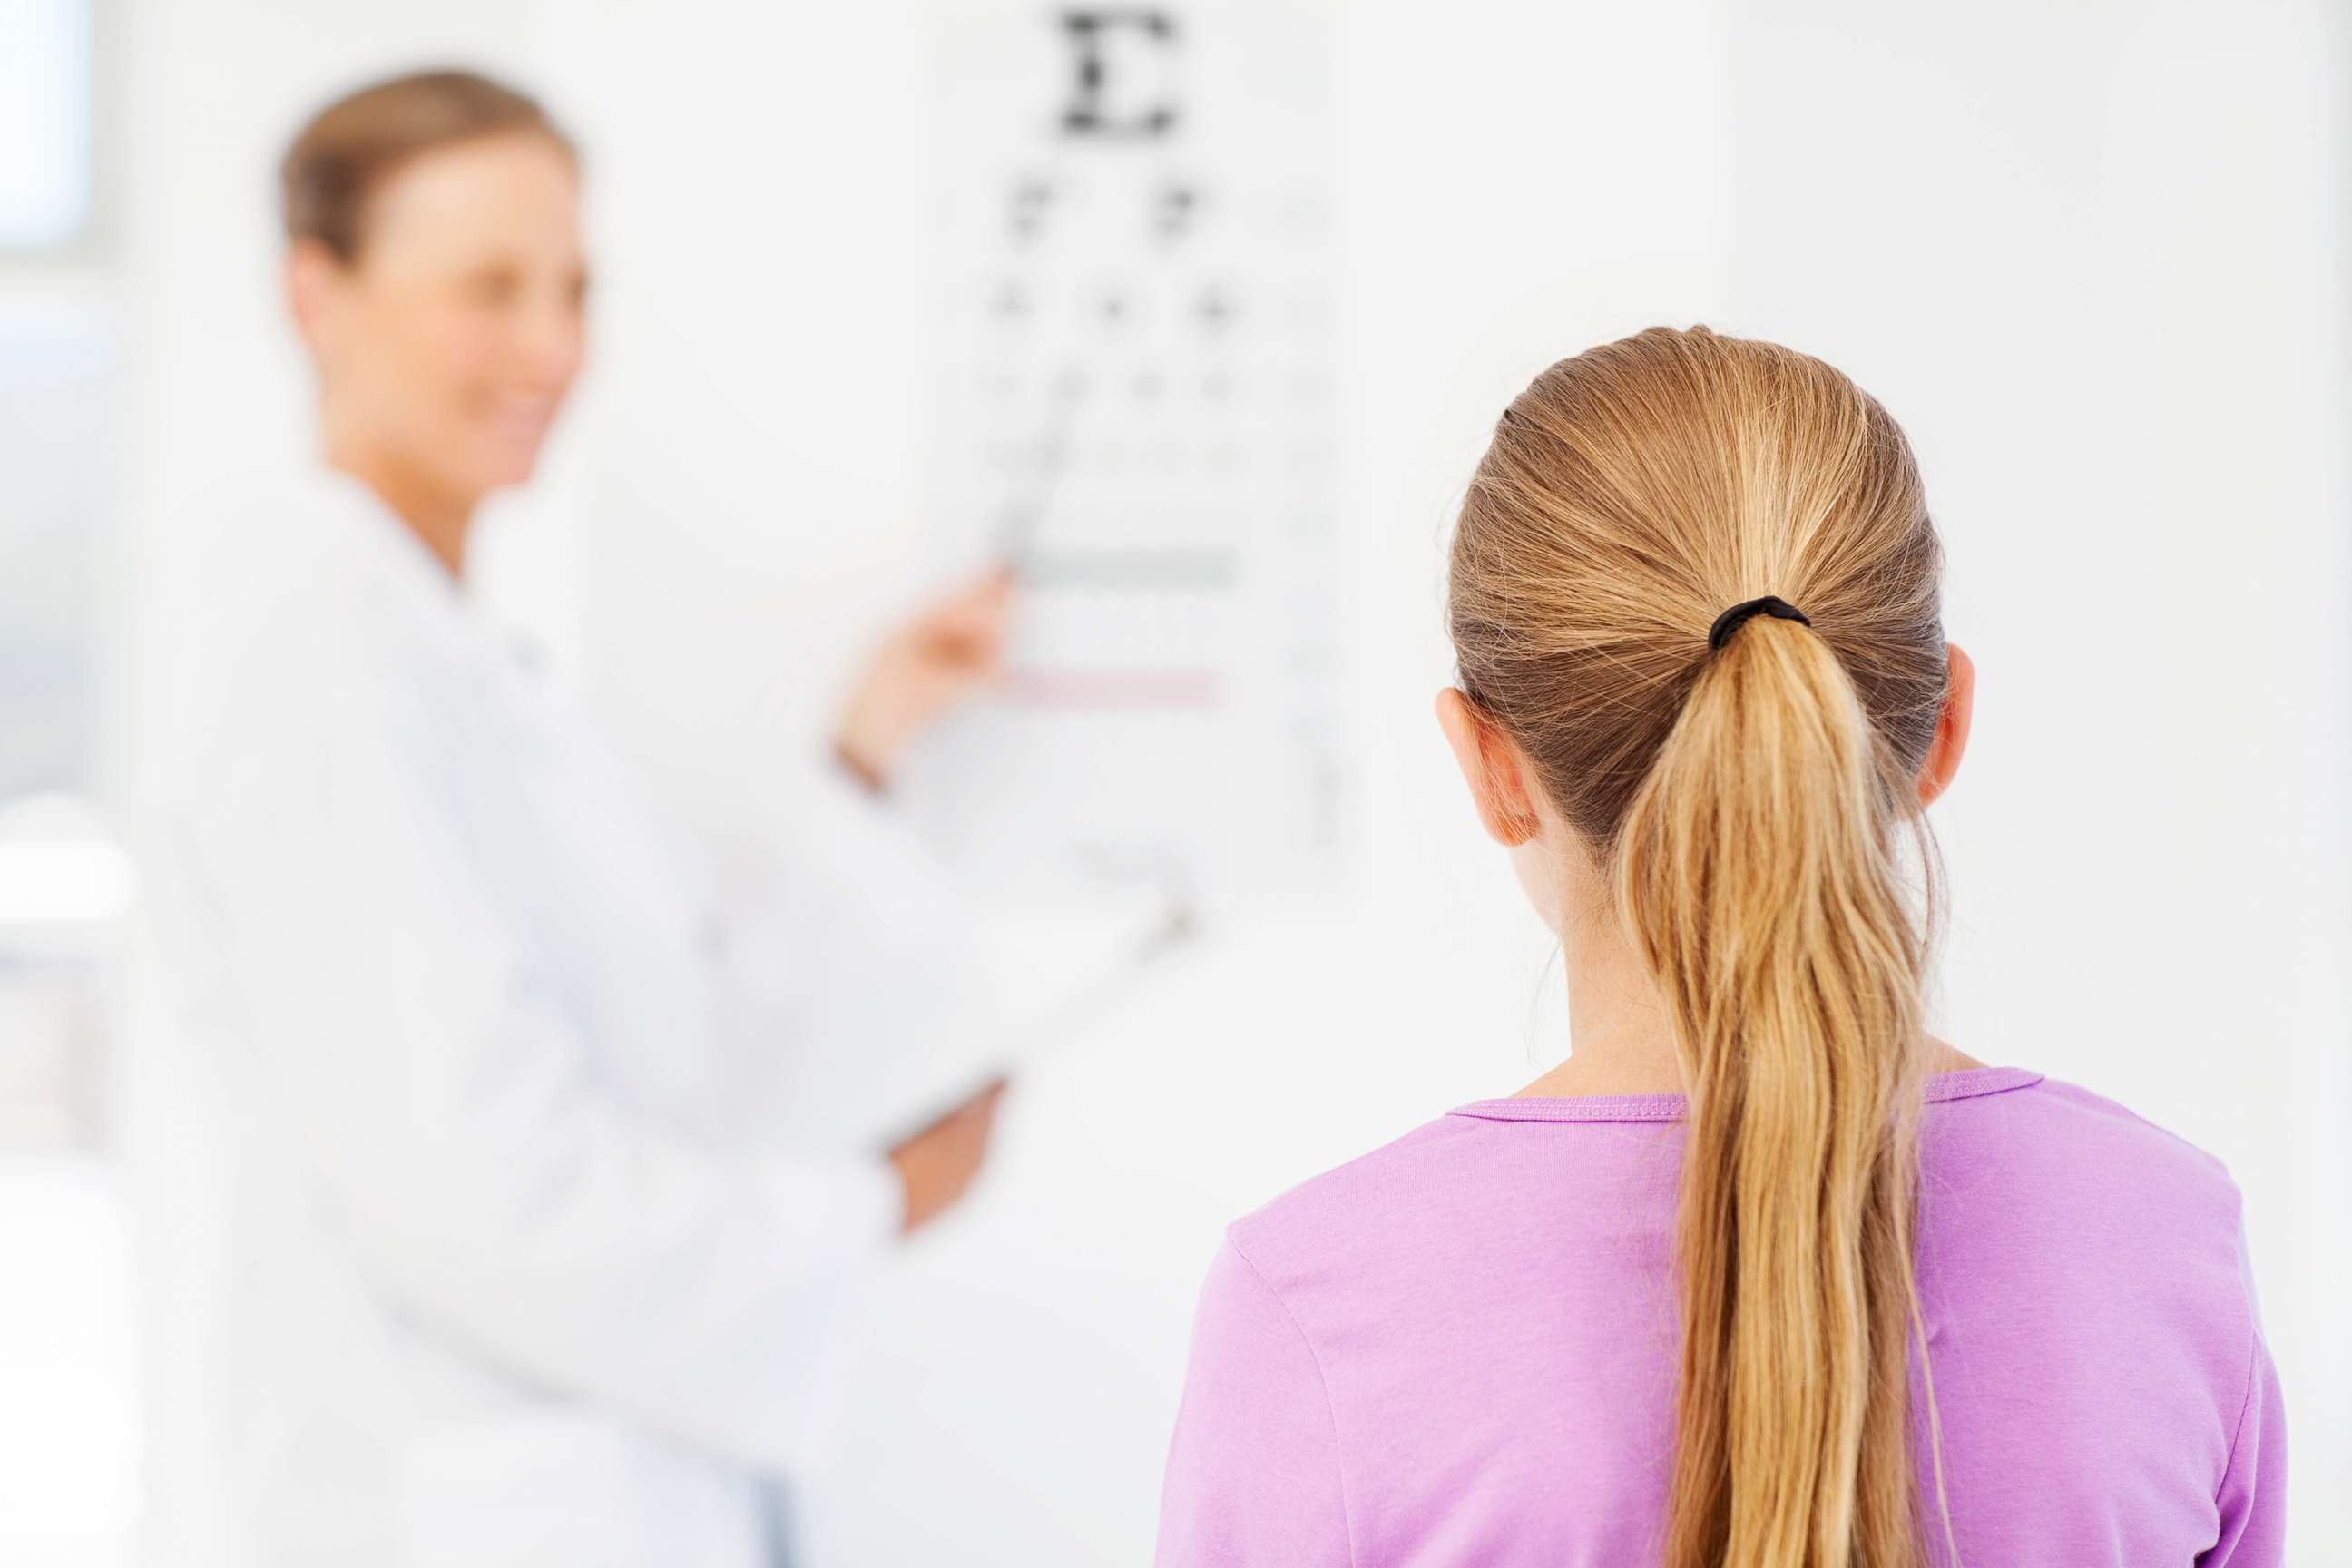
[1707,594,1811,652]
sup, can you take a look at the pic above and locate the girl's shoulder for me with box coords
[1931,1069,2245,1215]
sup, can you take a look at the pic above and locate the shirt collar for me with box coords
[309,463,475,627]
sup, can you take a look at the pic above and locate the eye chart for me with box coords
[903,2,1343,908]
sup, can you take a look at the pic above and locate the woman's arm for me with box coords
[832,564,1014,793]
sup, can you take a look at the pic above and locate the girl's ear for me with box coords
[1916,641,1975,808]
[1435,687,1542,847]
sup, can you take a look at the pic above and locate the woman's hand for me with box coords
[834,567,1016,791]
[887,1078,1009,1234]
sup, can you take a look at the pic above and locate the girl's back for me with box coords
[1158,1066,2281,1565]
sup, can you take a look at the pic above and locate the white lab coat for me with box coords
[137,464,973,1568]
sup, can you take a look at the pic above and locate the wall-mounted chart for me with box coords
[905,1,1342,908]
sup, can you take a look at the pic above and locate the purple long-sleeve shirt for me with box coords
[1156,1067,2284,1565]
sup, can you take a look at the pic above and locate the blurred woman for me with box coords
[1155,327,2285,1566]
[151,69,1013,1566]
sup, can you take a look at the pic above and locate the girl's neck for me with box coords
[1514,1032,1984,1101]
[1520,916,1983,1099]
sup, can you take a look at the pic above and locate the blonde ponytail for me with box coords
[1621,605,1937,1567]
[1447,326,1955,1568]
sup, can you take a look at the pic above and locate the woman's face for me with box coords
[290,132,587,506]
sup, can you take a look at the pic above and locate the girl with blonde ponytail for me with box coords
[1156,326,2286,1568]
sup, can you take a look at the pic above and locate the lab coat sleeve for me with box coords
[196,696,901,1475]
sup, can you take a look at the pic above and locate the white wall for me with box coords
[113,0,2350,1562]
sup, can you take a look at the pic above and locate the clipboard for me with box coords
[866,880,1197,1151]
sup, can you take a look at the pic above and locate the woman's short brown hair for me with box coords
[279,67,574,262]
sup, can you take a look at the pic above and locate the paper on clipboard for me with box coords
[706,764,1192,1162]
[867,881,1195,1149]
